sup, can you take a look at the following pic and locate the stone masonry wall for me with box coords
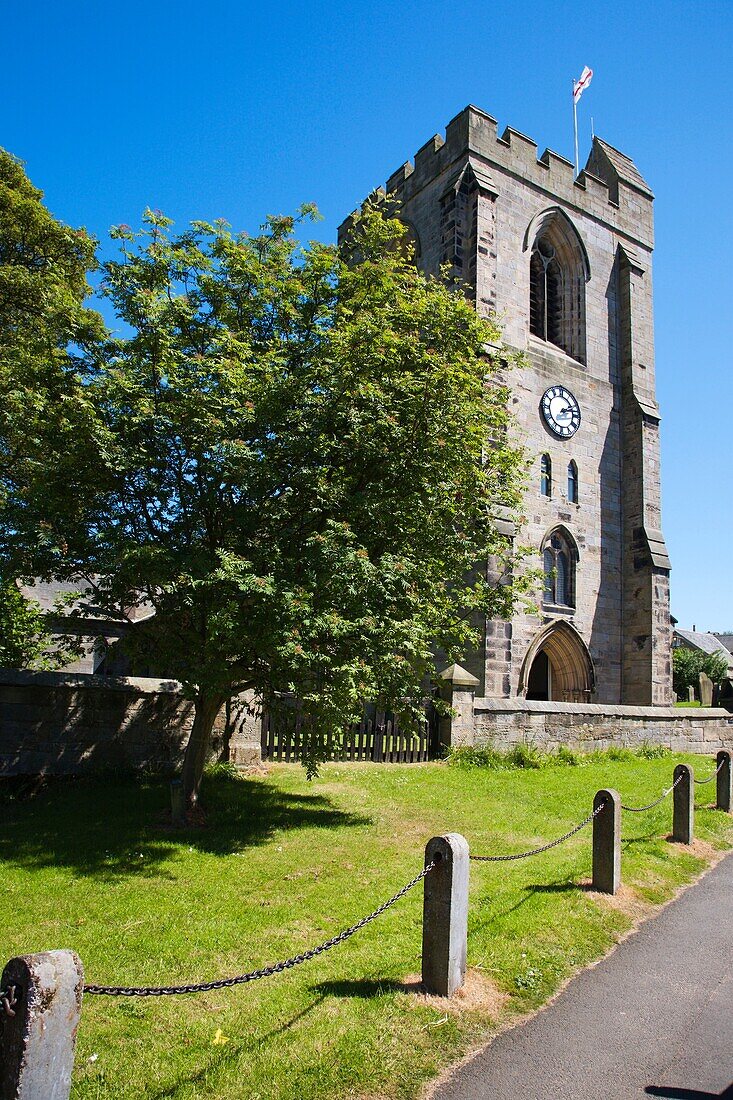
[0,671,262,776]
[473,699,733,755]
[340,105,671,705]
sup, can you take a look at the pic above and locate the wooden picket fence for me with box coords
[261,704,437,763]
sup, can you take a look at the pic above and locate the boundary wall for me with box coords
[0,670,261,777]
[440,665,733,754]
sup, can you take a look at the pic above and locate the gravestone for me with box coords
[699,672,713,708]
[688,686,696,703]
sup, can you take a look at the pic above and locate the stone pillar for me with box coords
[437,664,479,749]
[672,763,694,845]
[592,789,621,895]
[717,750,732,813]
[422,834,469,997]
[0,950,84,1100]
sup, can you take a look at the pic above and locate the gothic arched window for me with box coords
[530,240,564,348]
[527,210,589,364]
[542,529,577,610]
[541,453,552,497]
[567,460,578,504]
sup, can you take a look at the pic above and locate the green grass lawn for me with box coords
[2,753,732,1099]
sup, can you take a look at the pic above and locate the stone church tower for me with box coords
[339,105,672,707]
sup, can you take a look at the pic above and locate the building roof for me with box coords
[18,579,153,624]
[713,634,733,655]
[674,629,733,670]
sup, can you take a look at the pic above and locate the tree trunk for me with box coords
[181,692,225,808]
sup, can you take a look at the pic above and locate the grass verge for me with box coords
[2,752,732,1099]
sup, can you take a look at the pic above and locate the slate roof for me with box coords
[674,629,733,671]
[18,579,153,623]
[713,634,733,655]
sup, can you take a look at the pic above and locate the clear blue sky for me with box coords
[2,0,731,630]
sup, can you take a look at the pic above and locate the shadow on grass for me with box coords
[310,977,420,999]
[621,833,661,846]
[0,773,372,879]
[144,994,328,1100]
[525,880,586,893]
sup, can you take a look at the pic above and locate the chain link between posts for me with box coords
[694,758,726,785]
[0,983,18,1018]
[469,801,605,863]
[82,861,436,998]
[621,770,685,813]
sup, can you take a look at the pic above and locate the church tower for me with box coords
[339,105,672,706]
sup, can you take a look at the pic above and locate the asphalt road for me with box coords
[432,851,733,1100]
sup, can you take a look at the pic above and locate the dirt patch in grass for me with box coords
[687,837,718,860]
[579,878,653,921]
[399,970,509,1016]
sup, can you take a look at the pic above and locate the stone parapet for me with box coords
[470,698,733,755]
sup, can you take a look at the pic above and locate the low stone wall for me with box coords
[0,670,262,776]
[472,698,733,754]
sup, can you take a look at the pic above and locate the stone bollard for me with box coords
[422,834,469,997]
[0,950,84,1100]
[170,779,185,828]
[592,789,621,895]
[717,750,732,813]
[672,763,694,845]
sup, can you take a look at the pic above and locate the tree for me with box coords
[0,148,105,579]
[0,579,81,670]
[672,645,729,699]
[2,195,529,806]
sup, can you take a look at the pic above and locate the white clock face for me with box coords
[541,386,581,438]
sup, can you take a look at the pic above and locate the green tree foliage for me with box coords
[0,148,104,577]
[0,580,51,668]
[672,645,729,698]
[2,193,530,805]
[0,580,81,670]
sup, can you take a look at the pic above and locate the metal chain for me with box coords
[694,759,726,785]
[84,862,435,998]
[469,802,605,863]
[0,984,18,1018]
[621,771,685,813]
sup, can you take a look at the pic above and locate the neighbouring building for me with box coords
[17,578,154,676]
[340,104,672,709]
[673,628,733,680]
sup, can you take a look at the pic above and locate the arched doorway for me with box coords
[521,622,595,703]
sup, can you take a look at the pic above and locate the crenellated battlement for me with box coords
[339,105,653,248]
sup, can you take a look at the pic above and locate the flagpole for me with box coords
[573,78,579,177]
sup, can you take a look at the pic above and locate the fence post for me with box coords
[373,711,385,763]
[170,779,185,828]
[592,789,621,895]
[422,834,469,997]
[672,763,694,844]
[716,750,732,812]
[0,950,84,1100]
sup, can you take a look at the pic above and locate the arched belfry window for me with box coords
[526,209,589,364]
[567,460,578,504]
[530,241,564,348]
[541,453,552,497]
[542,527,578,610]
